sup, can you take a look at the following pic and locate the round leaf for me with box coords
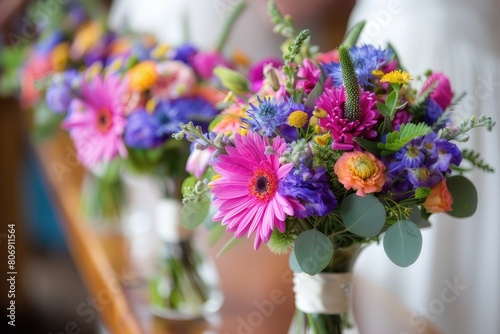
[289,250,303,273]
[340,194,386,237]
[293,230,333,275]
[383,220,422,267]
[446,175,477,218]
[181,193,211,229]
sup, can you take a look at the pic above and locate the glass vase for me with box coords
[288,245,361,334]
[149,198,223,320]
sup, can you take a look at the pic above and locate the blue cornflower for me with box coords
[243,96,291,136]
[323,44,393,87]
[280,164,337,218]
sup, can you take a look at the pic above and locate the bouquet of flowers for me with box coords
[36,1,249,320]
[175,2,495,333]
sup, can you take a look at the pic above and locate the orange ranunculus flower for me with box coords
[128,61,158,91]
[334,151,386,197]
[424,179,453,213]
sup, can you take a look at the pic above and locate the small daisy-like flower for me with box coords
[288,111,309,128]
[334,151,386,196]
[380,70,413,84]
[243,96,290,136]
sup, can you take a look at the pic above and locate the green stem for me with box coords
[215,2,247,52]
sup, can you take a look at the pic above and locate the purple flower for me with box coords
[433,139,462,173]
[407,167,443,188]
[423,99,444,126]
[280,164,337,218]
[46,70,80,114]
[172,44,199,65]
[124,109,164,148]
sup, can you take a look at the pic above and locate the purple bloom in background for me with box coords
[46,70,80,114]
[35,30,64,54]
[156,97,218,137]
[172,44,199,65]
[124,109,164,148]
[248,58,282,92]
[192,51,231,79]
[323,45,393,87]
[280,164,337,218]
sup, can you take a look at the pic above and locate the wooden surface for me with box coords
[35,130,295,334]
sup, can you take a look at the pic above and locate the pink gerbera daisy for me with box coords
[316,87,379,151]
[63,73,128,168]
[210,132,300,249]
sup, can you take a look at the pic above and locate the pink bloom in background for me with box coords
[248,57,282,92]
[63,73,128,167]
[421,72,454,110]
[315,49,339,64]
[20,54,54,108]
[424,179,453,213]
[295,59,321,94]
[317,87,379,151]
[186,146,215,179]
[211,104,246,134]
[152,60,197,99]
[210,132,300,249]
[192,51,232,80]
[392,109,412,128]
[256,63,288,100]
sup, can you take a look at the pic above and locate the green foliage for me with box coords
[293,229,333,275]
[268,1,297,39]
[383,220,422,267]
[377,123,432,155]
[340,194,386,237]
[446,175,478,218]
[342,21,366,48]
[455,149,495,173]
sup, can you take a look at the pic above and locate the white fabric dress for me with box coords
[349,1,500,333]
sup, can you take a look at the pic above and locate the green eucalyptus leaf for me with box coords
[293,230,333,275]
[289,249,303,273]
[446,175,478,218]
[409,206,431,228]
[181,192,211,229]
[340,194,386,237]
[383,220,422,267]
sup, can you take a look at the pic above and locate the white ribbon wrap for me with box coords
[155,198,192,242]
[293,272,353,314]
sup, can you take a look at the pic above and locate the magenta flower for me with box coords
[317,87,379,150]
[192,51,231,79]
[296,59,321,94]
[62,73,128,167]
[421,72,454,110]
[248,58,282,92]
[210,132,301,249]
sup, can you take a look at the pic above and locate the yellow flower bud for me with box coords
[288,111,309,128]
[314,133,332,146]
[312,108,328,119]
